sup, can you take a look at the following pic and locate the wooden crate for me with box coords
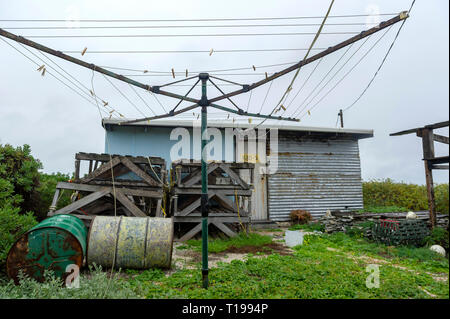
[170,159,254,241]
[48,153,167,226]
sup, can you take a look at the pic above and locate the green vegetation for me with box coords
[362,179,449,214]
[1,232,447,299]
[435,183,450,216]
[0,143,448,299]
[0,144,40,265]
[37,172,72,216]
[184,232,273,253]
[126,232,448,299]
[0,265,140,299]
[0,144,42,217]
[0,144,73,266]
[357,205,408,213]
[345,221,375,238]
[0,192,37,264]
[424,227,449,251]
[289,222,325,232]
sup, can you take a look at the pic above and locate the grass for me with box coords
[126,232,449,299]
[182,232,273,253]
[1,231,448,299]
[314,232,449,274]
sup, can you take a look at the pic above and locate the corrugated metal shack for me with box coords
[102,118,373,222]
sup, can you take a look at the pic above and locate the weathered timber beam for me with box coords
[424,156,450,165]
[53,188,111,215]
[120,157,160,187]
[76,152,165,165]
[173,188,252,196]
[56,182,162,198]
[390,121,449,136]
[416,131,449,144]
[174,216,250,223]
[80,156,121,183]
[431,165,449,170]
[212,222,238,238]
[113,189,147,217]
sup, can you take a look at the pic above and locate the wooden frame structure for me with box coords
[170,160,254,241]
[390,121,449,227]
[48,152,166,224]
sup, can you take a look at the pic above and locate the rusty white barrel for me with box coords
[87,216,174,269]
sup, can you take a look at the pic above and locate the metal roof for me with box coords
[102,118,373,139]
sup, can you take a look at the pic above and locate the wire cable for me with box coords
[102,74,148,118]
[291,41,358,117]
[0,37,111,117]
[257,0,335,128]
[35,50,119,116]
[342,0,416,112]
[279,57,324,117]
[1,22,381,30]
[101,61,298,74]
[17,40,118,116]
[63,48,327,54]
[246,89,253,113]
[258,81,274,114]
[298,26,393,119]
[24,31,358,39]
[149,91,167,113]
[128,83,158,116]
[0,14,396,23]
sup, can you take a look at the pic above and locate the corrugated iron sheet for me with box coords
[268,136,363,221]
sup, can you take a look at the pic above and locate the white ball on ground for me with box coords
[406,211,417,219]
[430,245,446,256]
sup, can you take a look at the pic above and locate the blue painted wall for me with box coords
[104,125,233,168]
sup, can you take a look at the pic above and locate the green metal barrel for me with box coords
[87,216,174,269]
[6,214,87,284]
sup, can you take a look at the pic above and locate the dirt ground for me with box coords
[170,228,293,272]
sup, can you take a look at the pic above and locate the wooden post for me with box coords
[74,159,81,180]
[48,188,60,214]
[421,128,437,228]
[339,109,344,128]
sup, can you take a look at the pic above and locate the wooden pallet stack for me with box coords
[48,152,166,225]
[170,159,254,241]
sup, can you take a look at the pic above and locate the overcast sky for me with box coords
[0,0,448,184]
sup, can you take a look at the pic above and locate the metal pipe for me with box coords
[199,73,209,289]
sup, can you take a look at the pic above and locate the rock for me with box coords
[406,211,417,219]
[430,245,446,256]
[284,230,304,247]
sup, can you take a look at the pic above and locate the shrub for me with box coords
[0,144,42,217]
[0,202,37,265]
[290,209,312,225]
[363,179,449,214]
[424,227,449,251]
[0,265,140,299]
[358,205,408,213]
[435,184,449,215]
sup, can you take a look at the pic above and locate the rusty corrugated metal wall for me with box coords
[267,133,364,221]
